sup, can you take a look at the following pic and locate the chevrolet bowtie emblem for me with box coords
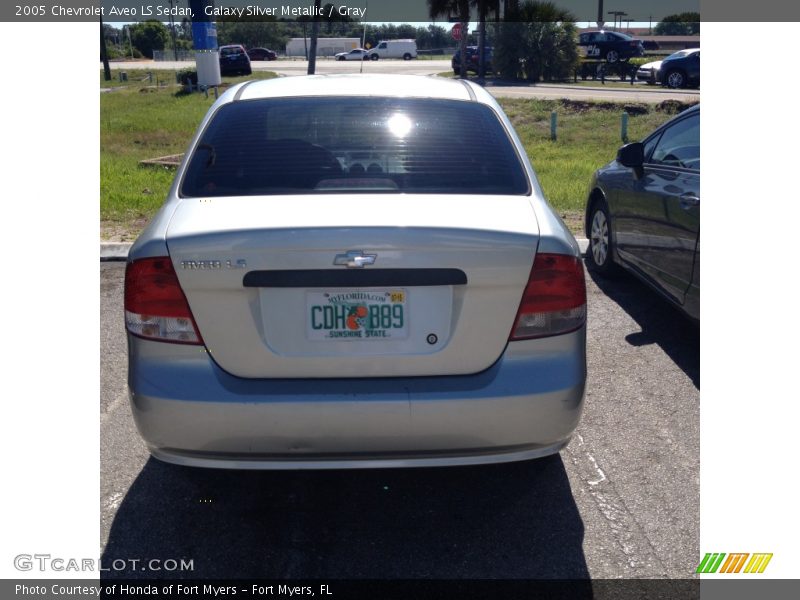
[333,250,377,268]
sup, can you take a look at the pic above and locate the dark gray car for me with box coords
[584,105,699,320]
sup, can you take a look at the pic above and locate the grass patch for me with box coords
[101,72,278,238]
[416,54,453,60]
[100,83,692,239]
[502,98,685,217]
[101,68,181,88]
[436,72,660,89]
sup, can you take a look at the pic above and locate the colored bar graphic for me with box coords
[710,553,726,573]
[719,555,734,573]
[699,552,773,574]
[756,554,773,573]
[696,553,713,573]
[720,553,749,573]
[744,553,773,574]
[733,553,749,573]
[697,553,726,573]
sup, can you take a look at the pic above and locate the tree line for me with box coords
[102,19,457,60]
[102,1,698,83]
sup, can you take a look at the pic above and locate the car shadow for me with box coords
[587,269,699,389]
[101,455,589,582]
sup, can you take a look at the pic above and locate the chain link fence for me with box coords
[153,50,196,62]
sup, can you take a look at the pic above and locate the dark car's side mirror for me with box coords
[617,142,644,169]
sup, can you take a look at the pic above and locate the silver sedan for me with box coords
[335,48,369,61]
[125,74,587,469]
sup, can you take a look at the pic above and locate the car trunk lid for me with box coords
[166,194,539,378]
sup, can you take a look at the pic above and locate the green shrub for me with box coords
[176,69,198,86]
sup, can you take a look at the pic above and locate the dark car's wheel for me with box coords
[403,53,412,60]
[338,56,345,61]
[665,69,686,88]
[370,54,379,61]
[586,200,617,275]
[606,50,619,63]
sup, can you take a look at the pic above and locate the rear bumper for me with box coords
[128,328,586,469]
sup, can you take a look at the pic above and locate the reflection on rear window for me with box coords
[181,97,529,197]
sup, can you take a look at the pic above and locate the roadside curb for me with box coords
[101,239,591,260]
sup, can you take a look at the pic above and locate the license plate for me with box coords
[306,289,407,341]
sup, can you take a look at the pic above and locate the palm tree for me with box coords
[475,0,501,78]
[428,0,470,79]
[505,0,577,82]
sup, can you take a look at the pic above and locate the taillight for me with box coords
[124,257,203,345]
[510,253,586,340]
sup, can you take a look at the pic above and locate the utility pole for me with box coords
[307,0,321,74]
[169,0,179,61]
[126,26,134,60]
[597,0,604,28]
[360,5,367,75]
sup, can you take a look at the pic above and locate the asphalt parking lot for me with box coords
[100,260,698,579]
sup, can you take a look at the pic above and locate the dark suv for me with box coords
[577,31,644,63]
[452,46,493,75]
[219,45,252,76]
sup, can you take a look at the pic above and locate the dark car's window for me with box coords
[643,132,662,162]
[181,97,529,196]
[649,113,700,171]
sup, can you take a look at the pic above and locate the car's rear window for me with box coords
[180,97,529,197]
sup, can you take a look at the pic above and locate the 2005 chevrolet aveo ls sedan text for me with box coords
[125,74,587,469]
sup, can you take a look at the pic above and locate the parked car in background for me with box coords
[366,39,417,60]
[584,105,699,320]
[335,48,369,61]
[451,45,493,75]
[636,59,663,84]
[577,30,644,63]
[125,74,587,470]
[219,44,252,76]
[247,47,277,61]
[659,48,700,89]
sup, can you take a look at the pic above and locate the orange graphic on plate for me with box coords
[346,305,369,330]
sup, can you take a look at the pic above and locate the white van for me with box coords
[367,40,417,60]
